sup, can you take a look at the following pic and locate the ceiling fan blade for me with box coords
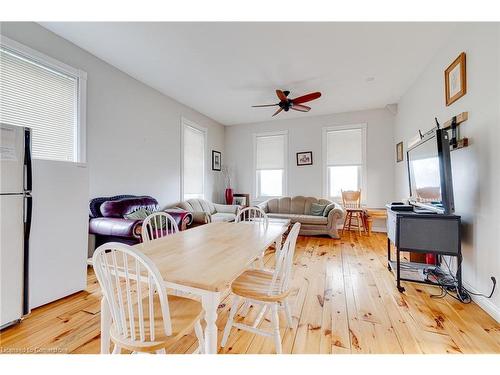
[291,104,311,112]
[272,107,283,117]
[252,103,279,107]
[291,92,322,104]
[276,90,288,102]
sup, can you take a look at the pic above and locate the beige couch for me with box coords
[257,196,345,238]
[177,198,240,227]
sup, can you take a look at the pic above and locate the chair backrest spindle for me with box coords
[268,222,300,295]
[142,212,179,243]
[236,207,269,226]
[341,190,361,209]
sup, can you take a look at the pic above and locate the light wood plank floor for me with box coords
[1,233,499,354]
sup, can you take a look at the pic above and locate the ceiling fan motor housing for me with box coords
[279,100,291,111]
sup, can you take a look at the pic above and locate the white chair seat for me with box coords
[110,294,203,353]
[231,269,289,302]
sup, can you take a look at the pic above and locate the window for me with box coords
[182,119,206,200]
[254,131,287,198]
[0,37,86,162]
[323,124,366,200]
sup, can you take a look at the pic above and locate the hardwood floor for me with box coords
[1,233,499,354]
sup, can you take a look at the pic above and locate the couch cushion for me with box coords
[310,203,327,216]
[266,196,334,215]
[181,199,216,214]
[267,213,327,225]
[293,214,328,225]
[100,197,159,218]
[290,196,307,214]
[211,212,236,222]
[267,197,290,214]
[266,213,295,220]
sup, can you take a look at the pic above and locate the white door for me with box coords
[0,194,24,326]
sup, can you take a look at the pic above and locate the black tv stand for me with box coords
[385,205,462,293]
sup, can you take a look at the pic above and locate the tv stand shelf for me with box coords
[386,206,462,293]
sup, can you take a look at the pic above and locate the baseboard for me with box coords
[370,225,387,233]
[336,224,387,233]
[463,281,500,323]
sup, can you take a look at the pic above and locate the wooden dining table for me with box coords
[99,220,289,354]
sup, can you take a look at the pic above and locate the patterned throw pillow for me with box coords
[310,203,328,216]
[124,207,154,220]
[323,203,336,217]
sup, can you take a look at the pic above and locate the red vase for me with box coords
[225,188,234,205]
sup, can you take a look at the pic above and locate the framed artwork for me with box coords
[296,151,313,166]
[212,150,221,171]
[396,141,404,163]
[233,193,250,208]
[445,52,467,106]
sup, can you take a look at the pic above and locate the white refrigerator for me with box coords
[0,124,31,328]
[0,123,89,329]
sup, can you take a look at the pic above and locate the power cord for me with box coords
[425,257,496,304]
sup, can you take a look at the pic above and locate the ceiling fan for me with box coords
[252,90,322,117]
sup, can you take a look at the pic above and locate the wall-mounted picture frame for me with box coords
[396,141,404,163]
[445,52,467,106]
[296,151,313,166]
[212,150,221,171]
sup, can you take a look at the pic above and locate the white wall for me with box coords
[225,108,395,211]
[0,22,226,207]
[394,23,500,320]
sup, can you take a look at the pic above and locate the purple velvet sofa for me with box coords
[89,195,192,247]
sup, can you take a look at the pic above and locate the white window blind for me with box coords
[0,47,79,162]
[255,133,287,198]
[256,135,285,170]
[183,124,205,199]
[324,126,365,199]
[326,128,363,166]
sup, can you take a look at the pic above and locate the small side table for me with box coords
[363,208,388,236]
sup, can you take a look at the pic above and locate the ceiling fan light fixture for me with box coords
[252,89,322,117]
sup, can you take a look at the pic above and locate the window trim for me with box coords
[322,123,367,202]
[253,130,288,201]
[0,35,88,163]
[180,117,207,201]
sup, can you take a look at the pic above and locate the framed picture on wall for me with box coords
[296,151,313,166]
[396,141,404,163]
[212,150,221,171]
[445,52,467,106]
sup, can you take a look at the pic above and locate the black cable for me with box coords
[441,256,496,301]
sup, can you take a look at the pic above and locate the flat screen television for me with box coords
[407,128,454,214]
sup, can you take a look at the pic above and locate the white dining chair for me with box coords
[236,206,270,271]
[220,222,301,354]
[92,242,204,354]
[142,212,179,243]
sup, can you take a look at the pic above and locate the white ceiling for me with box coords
[40,22,458,125]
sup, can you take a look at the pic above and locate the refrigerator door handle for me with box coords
[23,193,32,315]
[24,128,32,192]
